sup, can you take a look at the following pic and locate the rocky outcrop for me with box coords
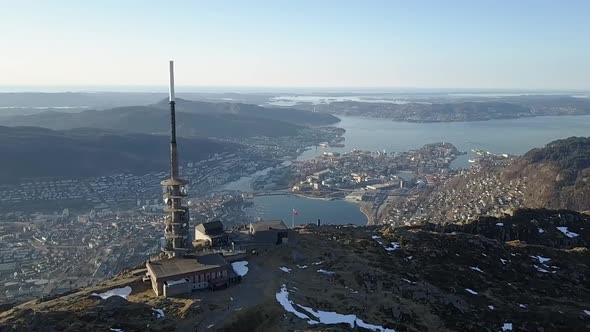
[415,209,590,249]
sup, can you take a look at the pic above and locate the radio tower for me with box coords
[160,60,191,257]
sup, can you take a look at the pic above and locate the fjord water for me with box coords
[249,194,368,226]
[299,115,590,168]
[242,115,590,225]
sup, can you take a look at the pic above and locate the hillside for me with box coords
[0,99,339,138]
[503,137,590,211]
[0,126,238,183]
[154,98,340,126]
[0,209,588,331]
[384,137,590,225]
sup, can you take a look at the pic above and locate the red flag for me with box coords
[293,209,298,216]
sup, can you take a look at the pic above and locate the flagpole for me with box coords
[292,208,294,228]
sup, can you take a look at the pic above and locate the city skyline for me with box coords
[1,0,589,90]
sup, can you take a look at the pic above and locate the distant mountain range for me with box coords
[0,126,238,183]
[0,98,339,138]
[0,92,272,110]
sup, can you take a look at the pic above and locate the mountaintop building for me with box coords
[194,220,229,246]
[249,220,289,245]
[146,253,238,297]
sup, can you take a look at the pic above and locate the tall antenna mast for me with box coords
[161,60,191,257]
[169,60,179,179]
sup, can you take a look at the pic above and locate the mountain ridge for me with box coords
[0,208,588,331]
[0,99,339,139]
[0,125,239,183]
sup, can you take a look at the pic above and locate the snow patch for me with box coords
[231,261,249,277]
[312,261,324,265]
[488,305,495,310]
[279,266,292,273]
[275,285,395,331]
[584,309,590,316]
[299,305,396,331]
[501,322,513,331]
[556,227,579,238]
[469,266,484,273]
[385,242,400,251]
[465,288,478,295]
[531,255,551,264]
[356,320,396,332]
[496,223,504,226]
[110,329,123,332]
[533,265,555,273]
[538,228,545,234]
[92,286,132,300]
[500,258,508,265]
[317,269,335,275]
[345,286,358,293]
[372,235,400,252]
[297,265,308,269]
[299,305,356,326]
[275,284,316,321]
[152,308,165,319]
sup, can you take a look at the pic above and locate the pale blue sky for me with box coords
[1,0,589,90]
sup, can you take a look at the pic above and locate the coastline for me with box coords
[290,192,336,201]
[358,202,375,226]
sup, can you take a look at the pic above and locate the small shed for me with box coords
[195,220,229,246]
[249,220,289,245]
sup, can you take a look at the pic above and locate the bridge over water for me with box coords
[252,192,288,197]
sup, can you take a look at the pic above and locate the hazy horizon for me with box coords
[1,85,589,94]
[2,1,589,90]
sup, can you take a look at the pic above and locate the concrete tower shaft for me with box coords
[160,60,191,257]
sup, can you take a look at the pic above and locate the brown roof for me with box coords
[147,254,227,279]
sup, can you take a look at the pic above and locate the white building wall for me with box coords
[194,229,212,242]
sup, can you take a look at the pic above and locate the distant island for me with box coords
[292,95,590,122]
